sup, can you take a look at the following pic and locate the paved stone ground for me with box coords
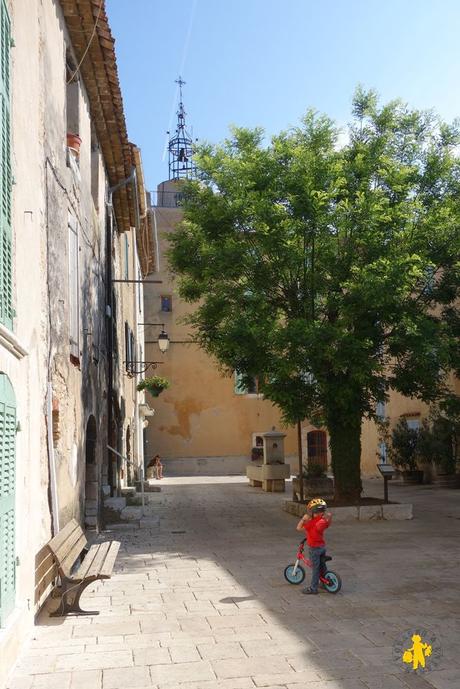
[7,477,460,689]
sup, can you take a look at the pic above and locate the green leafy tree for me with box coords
[168,89,460,500]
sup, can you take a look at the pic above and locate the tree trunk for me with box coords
[328,413,363,502]
[297,421,304,503]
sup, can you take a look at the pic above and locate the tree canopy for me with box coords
[168,88,460,500]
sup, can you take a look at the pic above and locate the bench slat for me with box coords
[99,541,120,578]
[48,523,87,566]
[59,534,88,578]
[77,542,110,580]
[47,519,81,554]
[84,542,112,579]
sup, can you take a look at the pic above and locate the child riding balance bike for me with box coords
[284,498,342,594]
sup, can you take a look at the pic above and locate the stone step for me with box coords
[134,481,161,493]
[103,522,139,532]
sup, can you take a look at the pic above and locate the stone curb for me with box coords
[283,500,413,520]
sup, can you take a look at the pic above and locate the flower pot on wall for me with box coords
[67,132,82,155]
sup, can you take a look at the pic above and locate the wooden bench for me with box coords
[46,518,120,617]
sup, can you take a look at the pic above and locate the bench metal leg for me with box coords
[50,577,100,617]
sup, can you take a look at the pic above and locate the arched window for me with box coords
[0,373,16,626]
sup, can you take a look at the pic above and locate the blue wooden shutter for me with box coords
[0,0,12,329]
[0,373,16,626]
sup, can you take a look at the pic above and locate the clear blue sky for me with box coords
[106,0,460,192]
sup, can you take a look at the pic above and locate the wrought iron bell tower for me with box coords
[168,77,196,180]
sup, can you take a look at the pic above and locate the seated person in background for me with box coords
[147,454,163,480]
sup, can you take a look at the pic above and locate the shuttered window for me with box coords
[125,322,135,374]
[0,373,16,626]
[0,1,12,329]
[68,213,79,360]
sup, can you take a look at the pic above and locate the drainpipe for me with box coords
[106,168,137,498]
[46,383,60,536]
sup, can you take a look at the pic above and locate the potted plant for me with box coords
[292,462,334,501]
[67,132,82,155]
[137,375,170,398]
[388,418,423,484]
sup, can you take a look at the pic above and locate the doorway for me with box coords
[84,415,98,528]
[307,430,328,471]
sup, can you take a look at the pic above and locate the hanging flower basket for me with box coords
[137,376,170,398]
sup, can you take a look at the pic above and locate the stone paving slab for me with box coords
[7,477,460,689]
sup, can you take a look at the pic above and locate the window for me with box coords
[376,401,386,420]
[68,213,80,362]
[90,127,100,209]
[66,52,79,136]
[234,371,258,395]
[379,441,388,464]
[406,418,420,431]
[160,295,172,312]
[307,430,328,471]
[125,322,135,374]
[0,1,12,330]
[0,372,16,626]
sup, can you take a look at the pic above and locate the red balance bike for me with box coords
[284,538,342,593]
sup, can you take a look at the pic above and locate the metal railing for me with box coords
[149,189,184,209]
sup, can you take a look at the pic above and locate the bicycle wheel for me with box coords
[284,563,305,585]
[322,570,342,593]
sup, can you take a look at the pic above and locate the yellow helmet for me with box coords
[306,497,327,513]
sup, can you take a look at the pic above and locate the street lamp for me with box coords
[158,329,170,353]
[139,323,170,353]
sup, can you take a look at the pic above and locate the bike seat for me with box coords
[323,555,332,562]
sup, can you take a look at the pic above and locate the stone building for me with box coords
[0,0,151,682]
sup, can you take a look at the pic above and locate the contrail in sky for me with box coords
[162,0,198,162]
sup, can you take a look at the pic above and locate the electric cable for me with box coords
[67,0,103,84]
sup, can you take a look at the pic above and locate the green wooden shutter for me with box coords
[0,373,16,626]
[0,0,11,330]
